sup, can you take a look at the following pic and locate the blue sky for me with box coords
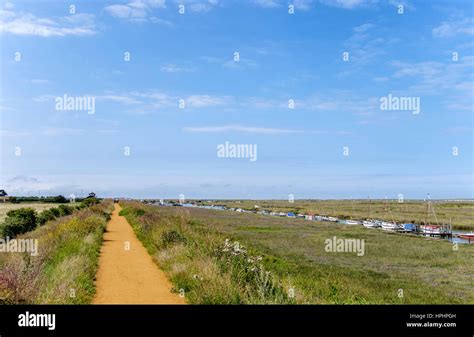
[0,0,473,199]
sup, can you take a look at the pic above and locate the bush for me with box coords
[161,229,187,247]
[37,209,57,226]
[49,207,61,217]
[57,205,73,216]
[1,208,37,238]
[81,198,99,207]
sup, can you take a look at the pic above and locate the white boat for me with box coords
[363,220,380,228]
[381,222,401,231]
[345,220,361,225]
[420,225,441,235]
[328,217,339,222]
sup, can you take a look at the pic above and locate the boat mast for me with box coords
[367,196,371,219]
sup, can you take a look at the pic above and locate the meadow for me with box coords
[121,201,474,304]
[194,199,474,230]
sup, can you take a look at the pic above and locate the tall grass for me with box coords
[120,202,292,304]
[123,202,474,304]
[0,201,114,304]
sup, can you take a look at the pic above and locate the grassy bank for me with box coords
[122,202,474,304]
[0,201,113,304]
[120,202,292,304]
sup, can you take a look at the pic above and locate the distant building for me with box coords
[0,189,8,203]
[87,192,97,199]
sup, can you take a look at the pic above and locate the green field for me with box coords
[121,202,474,304]
[188,199,474,230]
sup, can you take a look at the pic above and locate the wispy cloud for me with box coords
[96,94,142,105]
[183,125,304,134]
[432,16,474,38]
[173,0,220,13]
[105,0,167,23]
[30,79,51,85]
[42,127,84,136]
[252,0,281,8]
[0,129,32,137]
[318,0,376,10]
[342,23,391,66]
[0,11,96,37]
[388,56,474,111]
[160,63,195,73]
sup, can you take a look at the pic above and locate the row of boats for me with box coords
[152,200,473,241]
[251,211,451,235]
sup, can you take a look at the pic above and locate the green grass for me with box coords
[120,203,292,304]
[122,202,474,304]
[0,201,113,304]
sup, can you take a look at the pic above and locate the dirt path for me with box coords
[93,203,185,304]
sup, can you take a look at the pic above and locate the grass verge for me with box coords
[0,201,114,304]
[119,202,292,304]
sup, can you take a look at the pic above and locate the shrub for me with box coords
[37,209,57,226]
[57,205,73,216]
[49,207,61,217]
[1,208,37,238]
[161,230,187,247]
[81,198,99,207]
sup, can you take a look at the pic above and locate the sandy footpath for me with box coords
[92,203,185,304]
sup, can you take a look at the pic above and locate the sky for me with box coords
[0,0,473,199]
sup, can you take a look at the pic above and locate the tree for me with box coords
[53,195,68,203]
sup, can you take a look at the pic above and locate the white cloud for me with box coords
[30,79,50,84]
[105,0,166,22]
[339,22,398,74]
[223,58,258,69]
[185,95,230,108]
[389,56,474,111]
[0,11,96,37]
[173,0,219,13]
[183,125,303,134]
[433,17,474,38]
[293,0,314,11]
[42,127,85,136]
[160,64,194,72]
[252,0,281,8]
[318,0,376,9]
[32,94,55,102]
[96,94,143,105]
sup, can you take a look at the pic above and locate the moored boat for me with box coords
[381,222,401,231]
[420,225,441,235]
[457,233,474,243]
[401,223,417,232]
[344,219,361,225]
[363,220,380,228]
